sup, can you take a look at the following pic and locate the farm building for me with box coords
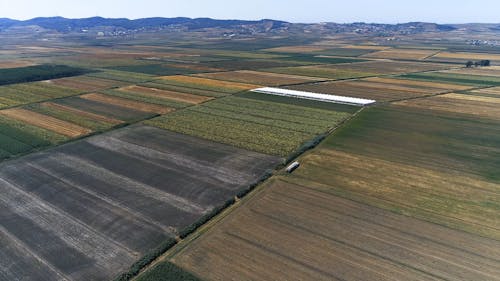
[251,87,376,106]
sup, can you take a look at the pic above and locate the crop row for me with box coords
[215,96,350,121]
[189,106,326,134]
[87,70,156,83]
[399,72,500,86]
[100,89,190,109]
[26,103,115,131]
[156,76,257,94]
[0,64,91,86]
[141,81,227,97]
[199,100,343,130]
[0,82,81,109]
[146,110,309,156]
[0,115,67,159]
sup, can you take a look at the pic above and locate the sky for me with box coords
[0,0,499,24]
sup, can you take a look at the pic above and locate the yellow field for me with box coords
[263,45,328,53]
[431,52,500,61]
[394,93,500,120]
[0,60,37,69]
[471,86,500,96]
[442,66,500,77]
[158,75,260,92]
[171,178,500,281]
[362,48,440,60]
[80,93,173,114]
[119,85,213,104]
[194,70,323,86]
[340,45,390,50]
[365,77,472,91]
[0,108,91,137]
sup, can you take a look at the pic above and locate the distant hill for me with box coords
[0,17,288,32]
[3,17,490,38]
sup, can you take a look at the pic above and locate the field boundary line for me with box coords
[0,225,72,281]
[130,107,367,280]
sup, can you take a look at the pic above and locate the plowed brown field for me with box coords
[120,85,213,104]
[80,93,173,114]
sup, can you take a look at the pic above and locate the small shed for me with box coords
[286,161,300,173]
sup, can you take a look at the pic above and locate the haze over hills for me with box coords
[2,16,499,36]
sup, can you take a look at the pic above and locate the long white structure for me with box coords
[251,87,376,106]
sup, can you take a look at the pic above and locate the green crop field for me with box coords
[0,82,82,109]
[26,103,117,131]
[146,96,351,156]
[288,104,500,240]
[0,115,67,158]
[2,17,500,281]
[100,89,191,109]
[262,65,377,79]
[140,81,228,98]
[0,64,92,85]
[399,72,500,86]
[87,69,156,83]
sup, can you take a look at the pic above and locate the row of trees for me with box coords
[466,60,491,67]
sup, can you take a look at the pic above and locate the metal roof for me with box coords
[251,87,376,106]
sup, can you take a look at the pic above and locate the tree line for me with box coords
[466,60,491,68]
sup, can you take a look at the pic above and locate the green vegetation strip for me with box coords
[87,70,156,83]
[100,89,190,109]
[0,64,92,86]
[0,115,67,159]
[141,81,227,98]
[399,72,500,86]
[26,103,114,131]
[152,78,249,94]
[237,91,359,113]
[146,96,350,156]
[262,66,376,80]
[281,54,367,64]
[135,262,201,281]
[0,82,81,109]
[107,64,205,76]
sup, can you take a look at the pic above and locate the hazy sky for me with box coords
[1,0,499,23]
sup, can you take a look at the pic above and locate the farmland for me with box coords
[157,75,259,93]
[0,115,66,159]
[2,18,500,281]
[326,60,453,74]
[0,81,82,109]
[286,77,472,102]
[194,70,325,86]
[0,108,92,138]
[146,96,353,156]
[162,100,500,281]
[308,105,500,235]
[399,71,500,86]
[262,65,377,80]
[119,85,213,104]
[54,96,158,122]
[0,125,280,280]
[428,51,500,63]
[80,93,174,115]
[169,179,500,281]
[0,64,92,85]
[49,75,127,91]
[361,48,440,60]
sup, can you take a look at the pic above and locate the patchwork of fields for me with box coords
[170,179,500,281]
[146,95,354,156]
[0,125,280,281]
[1,34,500,281]
[287,77,474,102]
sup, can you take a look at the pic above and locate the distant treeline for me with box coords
[0,64,93,86]
[466,60,491,67]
